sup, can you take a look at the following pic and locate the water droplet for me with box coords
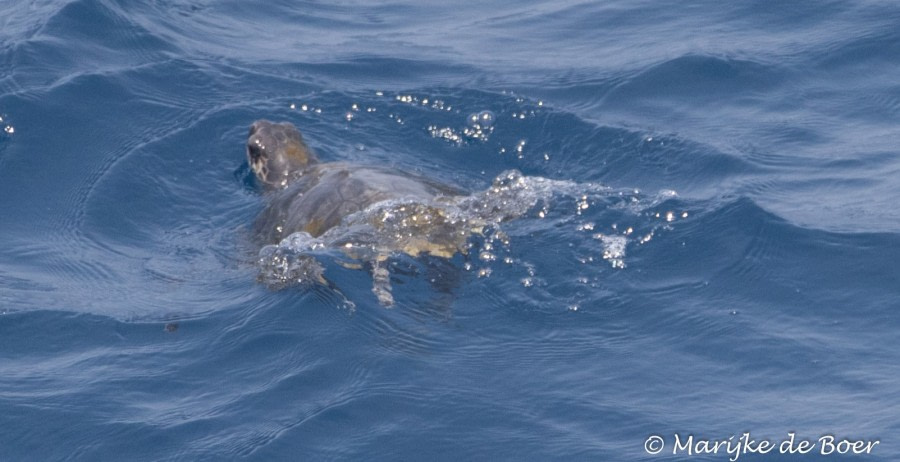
[477,110,494,127]
[467,110,494,128]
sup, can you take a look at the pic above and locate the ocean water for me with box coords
[1,0,899,460]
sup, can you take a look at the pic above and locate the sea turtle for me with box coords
[246,120,538,306]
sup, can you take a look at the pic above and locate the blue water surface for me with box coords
[1,1,899,460]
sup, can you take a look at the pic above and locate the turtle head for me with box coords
[247,120,318,188]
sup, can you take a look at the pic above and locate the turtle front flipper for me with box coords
[257,238,325,286]
[371,254,395,307]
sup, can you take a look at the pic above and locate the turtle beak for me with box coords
[247,141,267,181]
